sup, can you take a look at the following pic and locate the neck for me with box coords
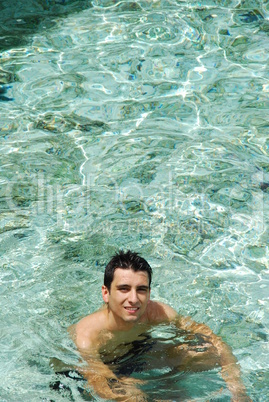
[105,307,138,332]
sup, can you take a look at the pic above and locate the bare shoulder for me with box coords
[146,300,178,323]
[69,309,107,351]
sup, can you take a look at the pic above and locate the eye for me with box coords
[137,287,148,293]
[118,286,129,292]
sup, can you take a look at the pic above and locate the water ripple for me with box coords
[1,0,269,400]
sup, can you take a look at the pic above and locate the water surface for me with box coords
[0,0,268,401]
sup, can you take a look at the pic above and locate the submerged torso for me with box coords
[99,323,221,376]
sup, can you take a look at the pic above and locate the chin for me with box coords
[123,315,140,322]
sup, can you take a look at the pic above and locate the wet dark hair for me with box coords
[104,250,152,291]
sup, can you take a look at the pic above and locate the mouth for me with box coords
[124,307,139,313]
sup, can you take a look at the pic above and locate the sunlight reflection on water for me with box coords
[0,0,269,401]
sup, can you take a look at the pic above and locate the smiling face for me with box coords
[102,268,150,329]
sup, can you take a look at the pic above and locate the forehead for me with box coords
[112,268,149,286]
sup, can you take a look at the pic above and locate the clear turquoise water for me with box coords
[0,0,269,400]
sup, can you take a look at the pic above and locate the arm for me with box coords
[78,349,146,401]
[69,324,146,401]
[142,301,251,401]
[174,315,251,402]
[79,347,148,401]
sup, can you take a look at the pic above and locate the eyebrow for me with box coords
[116,284,149,289]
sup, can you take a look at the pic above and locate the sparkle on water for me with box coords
[0,0,269,401]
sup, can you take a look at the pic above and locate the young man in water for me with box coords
[69,250,251,401]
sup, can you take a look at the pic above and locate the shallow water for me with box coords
[0,0,269,401]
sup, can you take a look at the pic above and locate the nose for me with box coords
[128,289,139,304]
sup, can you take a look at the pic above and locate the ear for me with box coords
[102,285,109,303]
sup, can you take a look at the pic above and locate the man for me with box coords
[69,250,251,401]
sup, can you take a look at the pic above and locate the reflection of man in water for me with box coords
[69,250,251,401]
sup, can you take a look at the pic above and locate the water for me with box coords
[0,0,268,400]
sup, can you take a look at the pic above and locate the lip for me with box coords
[124,307,139,313]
